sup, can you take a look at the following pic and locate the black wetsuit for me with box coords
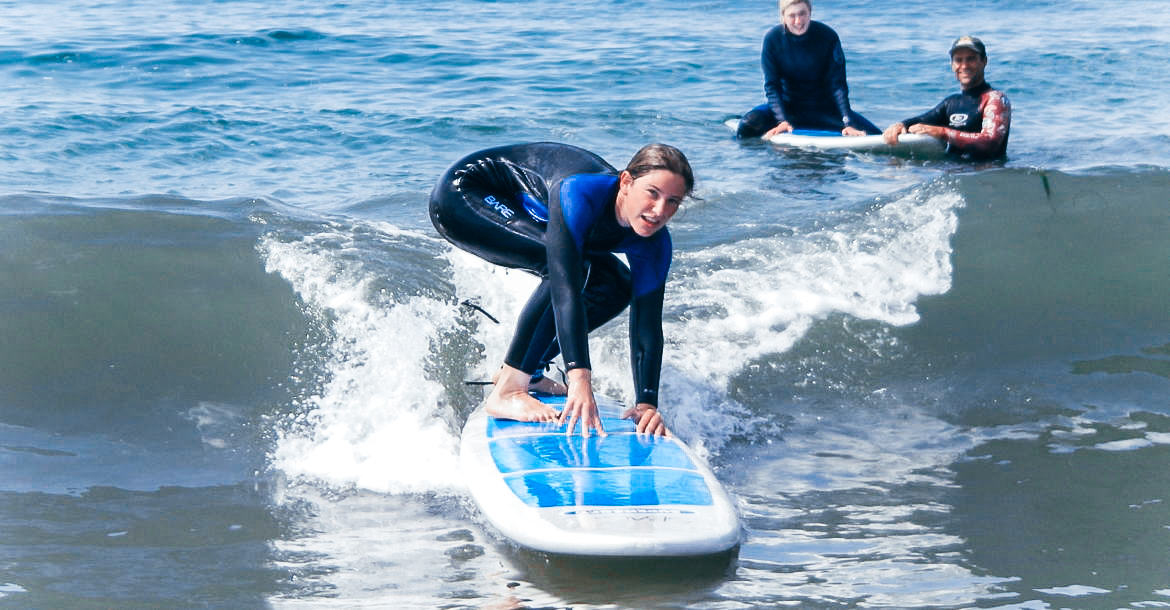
[429,143,671,407]
[900,81,1011,160]
[737,21,879,138]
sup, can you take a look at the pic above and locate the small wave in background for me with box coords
[3,0,1170,607]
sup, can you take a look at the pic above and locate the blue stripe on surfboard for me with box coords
[487,415,637,438]
[485,394,637,438]
[490,434,696,473]
[503,468,713,508]
[788,129,846,137]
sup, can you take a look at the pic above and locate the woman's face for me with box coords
[615,169,686,237]
[782,2,811,35]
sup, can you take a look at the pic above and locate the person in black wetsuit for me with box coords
[736,0,879,139]
[429,143,695,437]
[882,36,1011,160]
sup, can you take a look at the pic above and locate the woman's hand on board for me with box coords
[559,368,606,437]
[622,403,670,437]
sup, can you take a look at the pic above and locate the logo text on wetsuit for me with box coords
[949,113,970,128]
[481,195,514,220]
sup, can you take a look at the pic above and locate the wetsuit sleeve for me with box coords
[761,28,789,124]
[901,97,950,129]
[946,90,1011,158]
[628,283,665,407]
[624,231,671,407]
[826,35,854,127]
[545,180,592,372]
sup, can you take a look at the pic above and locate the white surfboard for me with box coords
[460,393,741,557]
[724,118,944,154]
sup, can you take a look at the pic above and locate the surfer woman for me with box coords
[736,0,879,139]
[430,142,695,437]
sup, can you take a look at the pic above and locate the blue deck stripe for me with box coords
[487,415,637,438]
[485,396,638,438]
[503,468,713,508]
[490,433,695,473]
[789,129,844,137]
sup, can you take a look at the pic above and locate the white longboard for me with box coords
[724,118,944,154]
[460,394,741,557]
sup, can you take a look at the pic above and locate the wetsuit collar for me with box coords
[961,80,991,95]
[586,180,631,249]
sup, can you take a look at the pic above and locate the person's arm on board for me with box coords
[924,90,1010,158]
[621,281,670,436]
[883,97,951,145]
[545,178,605,437]
[762,29,794,137]
[882,121,908,145]
[825,33,864,136]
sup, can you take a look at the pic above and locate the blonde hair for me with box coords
[780,0,811,13]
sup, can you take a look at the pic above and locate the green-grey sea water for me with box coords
[3,1,1170,607]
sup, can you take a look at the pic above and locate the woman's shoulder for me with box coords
[558,172,617,193]
[555,173,619,213]
[765,22,787,35]
[808,21,840,40]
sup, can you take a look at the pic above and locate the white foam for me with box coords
[261,225,462,494]
[1034,584,1111,597]
[184,402,246,450]
[670,187,962,384]
[979,601,1049,610]
[1095,437,1154,452]
[0,583,26,599]
[444,248,540,377]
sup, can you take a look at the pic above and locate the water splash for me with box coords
[261,222,462,494]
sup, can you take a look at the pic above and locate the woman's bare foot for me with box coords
[486,365,558,423]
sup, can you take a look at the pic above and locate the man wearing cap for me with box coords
[883,36,1011,160]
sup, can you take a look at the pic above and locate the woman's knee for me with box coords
[737,104,777,139]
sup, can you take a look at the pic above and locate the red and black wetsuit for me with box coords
[901,81,1011,160]
[430,143,671,407]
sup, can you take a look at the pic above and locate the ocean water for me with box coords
[3,0,1170,607]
